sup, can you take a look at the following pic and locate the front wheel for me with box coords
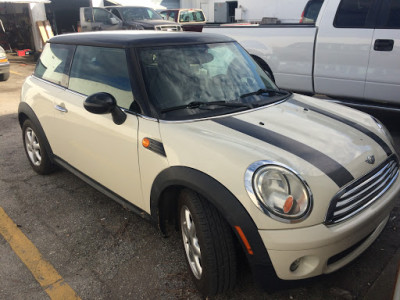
[179,189,237,296]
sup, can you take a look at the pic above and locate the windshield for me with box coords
[121,7,162,21]
[138,42,288,120]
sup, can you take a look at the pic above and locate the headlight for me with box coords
[372,117,395,148]
[245,161,312,223]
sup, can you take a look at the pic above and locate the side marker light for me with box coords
[142,138,150,148]
[235,226,254,255]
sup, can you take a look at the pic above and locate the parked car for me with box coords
[159,8,206,32]
[0,45,10,81]
[19,31,400,296]
[300,0,324,23]
[80,6,181,32]
[204,0,400,107]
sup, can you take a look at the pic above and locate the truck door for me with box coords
[364,0,400,104]
[314,0,378,99]
[80,7,122,32]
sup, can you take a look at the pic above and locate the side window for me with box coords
[83,8,93,22]
[378,0,400,28]
[93,8,113,24]
[179,11,190,22]
[110,8,122,20]
[334,0,375,28]
[69,46,134,110]
[34,43,75,87]
[169,11,176,22]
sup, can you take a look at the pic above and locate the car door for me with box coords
[364,0,400,104]
[314,0,378,99]
[51,45,144,208]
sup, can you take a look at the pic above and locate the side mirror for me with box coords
[84,92,127,125]
[110,17,119,25]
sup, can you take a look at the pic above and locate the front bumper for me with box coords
[0,62,10,75]
[259,175,400,280]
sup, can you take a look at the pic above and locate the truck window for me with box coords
[69,46,134,110]
[34,43,75,87]
[179,10,205,23]
[300,0,324,24]
[110,8,122,20]
[334,0,375,28]
[83,8,93,22]
[377,0,400,28]
[93,8,115,24]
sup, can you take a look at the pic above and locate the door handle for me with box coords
[55,104,68,113]
[374,39,394,51]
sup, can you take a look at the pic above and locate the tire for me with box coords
[22,119,54,175]
[179,189,237,296]
[0,72,10,81]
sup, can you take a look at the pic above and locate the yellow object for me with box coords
[0,207,81,300]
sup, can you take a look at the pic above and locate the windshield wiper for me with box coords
[240,88,290,99]
[161,101,252,113]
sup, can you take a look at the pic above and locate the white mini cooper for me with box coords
[19,31,400,296]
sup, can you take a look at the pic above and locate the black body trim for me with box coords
[289,99,392,156]
[150,166,275,288]
[213,117,354,188]
[18,102,55,164]
[145,138,166,157]
[54,156,152,221]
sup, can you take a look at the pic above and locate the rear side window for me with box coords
[179,10,205,22]
[68,46,134,110]
[377,0,400,29]
[334,0,375,28]
[34,43,75,87]
[301,0,324,23]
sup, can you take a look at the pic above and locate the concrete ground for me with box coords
[0,55,399,299]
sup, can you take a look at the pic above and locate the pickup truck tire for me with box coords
[251,55,275,82]
[22,119,55,175]
[179,189,237,296]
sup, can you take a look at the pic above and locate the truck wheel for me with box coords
[22,119,54,175]
[179,189,237,296]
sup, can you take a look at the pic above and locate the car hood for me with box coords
[159,94,396,228]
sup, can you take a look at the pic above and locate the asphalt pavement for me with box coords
[0,55,399,300]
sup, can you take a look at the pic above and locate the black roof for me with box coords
[48,31,235,48]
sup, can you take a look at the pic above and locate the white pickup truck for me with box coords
[204,0,400,107]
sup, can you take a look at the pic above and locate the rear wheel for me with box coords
[179,189,237,296]
[22,119,54,174]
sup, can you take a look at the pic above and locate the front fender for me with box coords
[150,166,276,287]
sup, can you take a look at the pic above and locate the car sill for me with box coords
[53,156,153,222]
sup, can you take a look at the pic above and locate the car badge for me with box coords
[366,155,375,165]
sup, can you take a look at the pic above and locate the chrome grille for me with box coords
[325,155,399,225]
[154,25,182,31]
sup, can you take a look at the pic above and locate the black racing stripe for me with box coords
[213,117,354,188]
[289,99,392,156]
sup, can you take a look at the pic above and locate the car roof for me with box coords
[48,31,234,48]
